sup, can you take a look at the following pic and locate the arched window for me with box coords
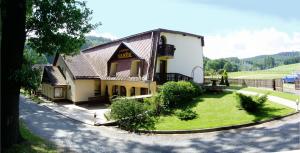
[120,86,126,96]
[130,87,135,96]
[159,35,167,45]
[112,85,118,96]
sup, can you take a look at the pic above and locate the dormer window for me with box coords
[109,62,117,77]
[130,60,140,77]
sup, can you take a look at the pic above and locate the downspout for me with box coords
[151,32,160,82]
[146,32,154,80]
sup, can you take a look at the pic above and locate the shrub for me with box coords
[175,109,198,120]
[236,93,267,113]
[143,94,166,116]
[159,81,202,108]
[110,98,155,131]
[219,76,225,85]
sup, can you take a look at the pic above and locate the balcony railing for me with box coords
[155,73,193,84]
[158,44,176,57]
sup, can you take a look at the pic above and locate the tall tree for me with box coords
[1,0,97,150]
[1,0,27,150]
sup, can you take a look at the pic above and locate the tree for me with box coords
[264,56,275,69]
[2,0,27,150]
[1,0,97,150]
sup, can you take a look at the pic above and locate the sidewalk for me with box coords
[227,89,299,111]
[38,97,112,125]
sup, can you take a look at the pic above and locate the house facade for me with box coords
[41,29,205,103]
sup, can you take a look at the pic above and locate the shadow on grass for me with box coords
[248,106,287,122]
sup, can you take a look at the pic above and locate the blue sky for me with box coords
[86,0,300,59]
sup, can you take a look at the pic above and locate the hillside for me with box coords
[228,63,300,79]
[80,36,112,50]
[242,51,300,65]
[46,36,112,63]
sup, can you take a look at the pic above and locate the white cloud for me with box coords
[204,28,300,59]
[86,30,118,40]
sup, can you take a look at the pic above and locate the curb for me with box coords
[138,111,299,134]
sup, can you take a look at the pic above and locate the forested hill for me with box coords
[46,36,112,63]
[204,51,300,73]
[242,51,300,65]
[80,36,112,50]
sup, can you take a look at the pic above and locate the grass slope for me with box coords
[4,121,57,153]
[155,92,295,130]
[228,63,300,79]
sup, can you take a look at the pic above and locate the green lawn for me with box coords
[155,91,295,130]
[4,121,57,153]
[228,63,300,79]
[233,86,300,102]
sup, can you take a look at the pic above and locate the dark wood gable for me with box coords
[108,42,141,63]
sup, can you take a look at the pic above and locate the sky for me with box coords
[86,0,300,59]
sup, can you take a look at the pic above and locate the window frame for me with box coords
[54,87,63,98]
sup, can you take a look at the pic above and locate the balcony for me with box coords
[158,44,176,59]
[155,73,193,85]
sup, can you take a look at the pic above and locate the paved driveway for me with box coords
[20,96,300,153]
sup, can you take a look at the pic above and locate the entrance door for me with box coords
[159,60,167,83]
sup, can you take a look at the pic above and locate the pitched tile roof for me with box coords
[63,53,99,79]
[43,66,67,85]
[82,32,154,80]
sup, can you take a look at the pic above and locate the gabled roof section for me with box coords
[81,28,204,52]
[107,42,142,63]
[42,66,67,85]
[62,53,99,79]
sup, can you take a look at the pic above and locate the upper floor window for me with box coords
[130,60,140,77]
[109,62,117,77]
[159,35,167,45]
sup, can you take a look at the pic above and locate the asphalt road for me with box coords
[20,96,300,153]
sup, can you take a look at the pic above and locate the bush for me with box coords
[110,98,155,131]
[236,93,267,113]
[159,81,203,108]
[175,109,198,120]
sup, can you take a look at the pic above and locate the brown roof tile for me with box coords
[63,53,99,79]
[43,66,67,85]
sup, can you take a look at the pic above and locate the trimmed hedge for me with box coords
[236,93,267,113]
[159,81,203,108]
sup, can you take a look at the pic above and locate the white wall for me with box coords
[156,32,204,83]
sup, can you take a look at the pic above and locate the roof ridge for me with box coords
[81,28,204,53]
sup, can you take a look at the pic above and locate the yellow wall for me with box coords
[74,79,96,103]
[41,83,66,100]
[100,80,157,97]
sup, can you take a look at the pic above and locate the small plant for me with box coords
[223,71,230,86]
[219,76,225,85]
[110,98,156,131]
[236,93,267,113]
[175,109,198,120]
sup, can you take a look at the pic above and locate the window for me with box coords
[130,61,140,77]
[112,85,119,96]
[140,88,148,95]
[54,87,63,98]
[109,63,117,76]
[120,86,126,96]
[130,87,135,96]
[159,35,167,45]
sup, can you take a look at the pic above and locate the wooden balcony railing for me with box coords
[155,73,193,84]
[158,44,175,57]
